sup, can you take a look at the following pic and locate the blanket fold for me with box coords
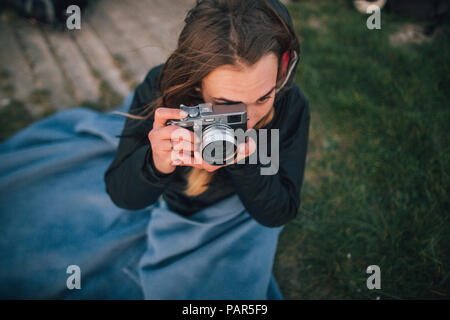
[0,94,284,300]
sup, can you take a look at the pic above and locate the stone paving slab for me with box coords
[0,0,195,125]
[45,26,101,103]
[14,17,75,111]
[0,19,35,113]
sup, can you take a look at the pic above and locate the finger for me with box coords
[153,108,188,129]
[172,140,195,153]
[191,151,225,171]
[193,150,204,165]
[151,140,172,152]
[171,150,193,163]
[235,138,257,163]
[246,137,257,155]
[154,125,198,145]
[169,126,199,145]
[172,151,203,168]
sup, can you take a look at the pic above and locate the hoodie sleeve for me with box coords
[223,86,310,227]
[104,65,176,210]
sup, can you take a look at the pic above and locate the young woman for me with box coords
[0,0,309,299]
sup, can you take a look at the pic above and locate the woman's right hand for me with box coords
[148,107,197,175]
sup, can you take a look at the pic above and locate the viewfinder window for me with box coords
[227,115,241,124]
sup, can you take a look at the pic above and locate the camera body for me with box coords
[167,103,248,165]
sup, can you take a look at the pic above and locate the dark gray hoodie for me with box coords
[104,0,310,227]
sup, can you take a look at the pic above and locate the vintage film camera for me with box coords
[166,103,248,165]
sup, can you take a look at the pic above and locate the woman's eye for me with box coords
[257,96,271,104]
[215,101,236,105]
[215,96,271,105]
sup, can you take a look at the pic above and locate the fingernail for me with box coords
[180,111,188,117]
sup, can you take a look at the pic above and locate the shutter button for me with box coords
[188,108,199,118]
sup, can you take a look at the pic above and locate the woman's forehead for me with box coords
[202,53,278,102]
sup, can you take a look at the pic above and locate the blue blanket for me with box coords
[0,94,284,299]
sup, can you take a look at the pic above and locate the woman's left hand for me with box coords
[173,137,257,172]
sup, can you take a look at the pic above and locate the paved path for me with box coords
[0,0,195,118]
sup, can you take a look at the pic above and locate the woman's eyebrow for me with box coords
[213,86,276,103]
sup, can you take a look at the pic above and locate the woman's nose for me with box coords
[245,109,258,130]
[246,118,255,130]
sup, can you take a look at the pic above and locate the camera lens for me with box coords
[201,124,238,165]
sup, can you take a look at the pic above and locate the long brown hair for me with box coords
[118,0,300,197]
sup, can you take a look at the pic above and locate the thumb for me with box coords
[236,137,257,162]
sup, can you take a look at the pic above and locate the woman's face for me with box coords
[200,53,279,130]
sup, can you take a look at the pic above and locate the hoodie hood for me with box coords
[265,0,300,96]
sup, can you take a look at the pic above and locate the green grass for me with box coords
[273,0,450,299]
[1,0,448,300]
[0,99,35,142]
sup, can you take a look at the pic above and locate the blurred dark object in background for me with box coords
[0,0,91,28]
[291,0,449,36]
[352,0,449,35]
